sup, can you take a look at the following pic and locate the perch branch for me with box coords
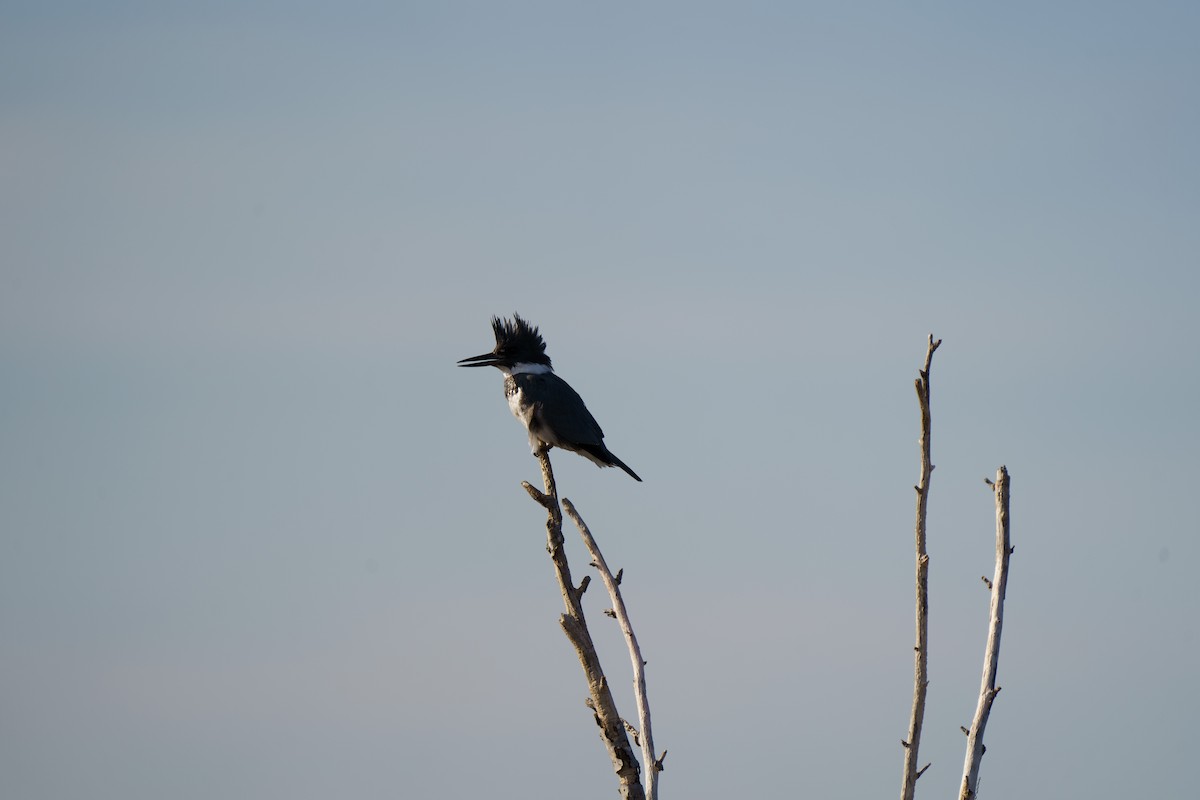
[959,466,1013,800]
[901,333,940,800]
[565,498,661,800]
[521,448,644,800]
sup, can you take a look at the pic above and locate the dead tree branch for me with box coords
[564,498,660,800]
[959,466,1013,800]
[901,334,940,800]
[521,448,644,800]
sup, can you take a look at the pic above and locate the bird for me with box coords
[458,313,642,481]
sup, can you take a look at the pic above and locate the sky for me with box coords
[2,2,1198,798]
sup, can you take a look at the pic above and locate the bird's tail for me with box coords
[610,455,642,482]
[601,448,642,482]
[576,443,642,482]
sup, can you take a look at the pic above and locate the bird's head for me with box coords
[457,313,552,371]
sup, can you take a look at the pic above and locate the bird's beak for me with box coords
[457,352,501,368]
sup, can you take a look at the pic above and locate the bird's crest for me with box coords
[491,313,550,366]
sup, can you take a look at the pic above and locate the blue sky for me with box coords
[2,2,1198,798]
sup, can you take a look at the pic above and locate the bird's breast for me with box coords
[504,376,533,426]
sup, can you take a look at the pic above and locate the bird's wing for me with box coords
[521,372,605,446]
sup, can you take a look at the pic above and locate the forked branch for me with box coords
[521,449,644,800]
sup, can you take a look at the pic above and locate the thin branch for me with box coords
[564,498,660,800]
[522,448,644,800]
[901,334,940,800]
[959,466,1013,800]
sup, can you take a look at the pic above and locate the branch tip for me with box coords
[916,762,931,779]
[521,481,549,505]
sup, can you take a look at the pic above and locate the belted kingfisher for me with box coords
[458,314,642,481]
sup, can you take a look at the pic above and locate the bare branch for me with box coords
[901,334,940,800]
[526,450,644,800]
[564,497,660,800]
[960,466,1013,800]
